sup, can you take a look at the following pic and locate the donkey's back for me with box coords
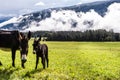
[38,44,48,57]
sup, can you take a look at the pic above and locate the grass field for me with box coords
[1,39,120,80]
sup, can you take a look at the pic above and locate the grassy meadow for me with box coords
[1,39,120,80]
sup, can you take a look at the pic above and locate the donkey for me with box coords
[32,37,49,69]
[0,30,31,68]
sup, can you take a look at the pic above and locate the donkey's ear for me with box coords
[37,36,41,42]
[34,37,37,41]
[27,31,31,40]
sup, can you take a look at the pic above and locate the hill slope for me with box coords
[0,0,120,32]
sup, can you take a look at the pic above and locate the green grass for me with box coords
[1,40,120,80]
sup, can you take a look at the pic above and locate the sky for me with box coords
[0,0,108,17]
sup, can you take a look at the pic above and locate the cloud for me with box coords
[35,1,45,6]
[19,9,33,15]
[26,3,120,32]
[0,14,17,17]
[77,2,82,5]
[1,2,120,33]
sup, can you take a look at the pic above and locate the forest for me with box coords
[31,29,120,41]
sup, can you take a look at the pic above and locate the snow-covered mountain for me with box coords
[0,16,12,23]
[0,0,120,32]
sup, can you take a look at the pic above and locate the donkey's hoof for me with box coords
[12,64,15,67]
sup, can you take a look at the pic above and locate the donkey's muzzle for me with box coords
[33,50,36,54]
[21,54,27,63]
[22,59,27,63]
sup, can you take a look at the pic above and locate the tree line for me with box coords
[31,29,120,41]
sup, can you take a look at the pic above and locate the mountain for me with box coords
[63,0,120,16]
[0,0,120,32]
[0,17,12,23]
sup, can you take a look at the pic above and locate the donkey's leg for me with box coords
[12,49,16,67]
[35,56,39,69]
[46,58,49,68]
[41,55,45,69]
[45,53,49,68]
[21,61,25,69]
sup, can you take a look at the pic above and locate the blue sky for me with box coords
[0,0,108,17]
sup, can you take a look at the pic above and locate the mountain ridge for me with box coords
[0,0,120,32]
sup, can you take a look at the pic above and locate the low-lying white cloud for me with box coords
[26,3,119,32]
[26,2,120,32]
[99,3,120,32]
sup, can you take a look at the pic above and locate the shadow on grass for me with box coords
[0,61,2,66]
[23,68,43,78]
[0,66,20,80]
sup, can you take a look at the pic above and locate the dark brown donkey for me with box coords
[32,37,49,69]
[0,30,31,68]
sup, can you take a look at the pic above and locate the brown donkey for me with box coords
[32,37,49,69]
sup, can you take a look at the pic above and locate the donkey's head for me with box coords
[20,31,31,68]
[32,37,41,54]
